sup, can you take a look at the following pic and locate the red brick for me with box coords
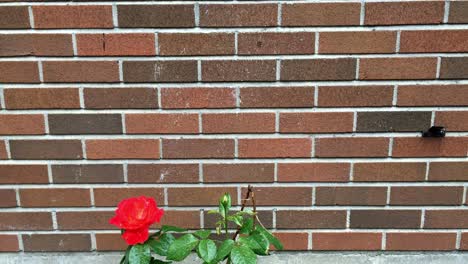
[128,164,199,183]
[350,210,422,229]
[0,115,45,135]
[0,212,52,231]
[281,59,356,81]
[33,6,113,28]
[353,162,426,182]
[238,32,315,55]
[20,188,91,207]
[9,140,83,160]
[84,88,158,109]
[425,210,468,228]
[95,233,127,251]
[123,61,197,83]
[313,233,382,251]
[239,138,312,158]
[126,114,199,134]
[77,33,155,56]
[278,163,350,182]
[203,113,275,134]
[318,86,394,107]
[461,233,468,250]
[0,141,5,160]
[392,137,468,157]
[200,4,277,27]
[118,5,194,28]
[86,139,160,159]
[390,187,463,206]
[272,233,308,251]
[242,187,312,206]
[0,189,17,207]
[240,87,315,108]
[316,138,389,158]
[57,211,115,230]
[203,163,274,183]
[42,61,119,83]
[0,165,49,184]
[0,235,19,252]
[359,58,437,80]
[365,2,444,25]
[276,210,346,229]
[280,112,353,133]
[435,111,468,132]
[0,34,73,56]
[4,88,80,109]
[167,187,237,206]
[159,33,234,56]
[162,139,235,159]
[0,6,30,29]
[429,162,468,181]
[386,233,456,251]
[161,88,236,109]
[316,187,387,206]
[282,3,360,26]
[0,62,39,83]
[400,30,468,53]
[398,85,468,106]
[93,187,164,207]
[23,234,91,252]
[319,31,396,54]
[202,60,276,82]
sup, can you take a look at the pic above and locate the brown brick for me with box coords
[52,164,124,184]
[0,189,17,207]
[23,234,91,252]
[282,3,360,26]
[242,187,312,206]
[118,5,194,28]
[313,233,382,251]
[429,162,468,181]
[162,139,235,159]
[84,88,158,109]
[365,1,444,25]
[95,233,126,251]
[200,4,277,27]
[0,235,19,252]
[0,141,5,160]
[128,164,199,183]
[278,163,350,182]
[386,233,456,251]
[436,111,468,132]
[272,233,309,251]
[462,233,468,250]
[202,60,276,82]
[77,33,155,56]
[159,33,234,56]
[240,87,315,108]
[239,138,312,158]
[400,30,468,53]
[318,86,394,107]
[33,6,113,28]
[57,211,115,230]
[167,187,237,206]
[161,88,236,109]
[158,211,201,229]
[0,165,49,184]
[238,32,315,55]
[449,1,468,23]
[316,138,389,158]
[276,210,346,229]
[126,114,199,134]
[42,61,119,83]
[356,112,432,132]
[20,188,91,207]
[204,211,273,229]
[350,210,421,229]
[440,57,468,79]
[93,187,164,207]
[0,6,30,28]
[48,114,122,135]
[397,85,468,106]
[316,187,387,206]
[425,210,468,228]
[359,58,437,80]
[203,163,274,183]
[4,88,80,109]
[353,162,426,182]
[123,61,197,83]
[391,187,463,206]
[0,212,52,230]
[9,140,83,160]
[0,62,39,83]
[203,113,275,134]
[0,34,73,56]
[86,139,160,159]
[392,137,468,157]
[280,112,353,133]
[0,114,45,135]
[319,32,396,54]
[281,59,356,81]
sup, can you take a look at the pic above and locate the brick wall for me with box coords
[0,0,467,253]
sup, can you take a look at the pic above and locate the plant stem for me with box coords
[232,185,255,241]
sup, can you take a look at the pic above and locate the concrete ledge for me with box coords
[2,252,468,264]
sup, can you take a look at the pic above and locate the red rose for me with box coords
[109,196,164,245]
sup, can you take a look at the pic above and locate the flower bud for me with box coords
[219,193,231,217]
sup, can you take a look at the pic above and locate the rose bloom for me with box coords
[109,196,164,245]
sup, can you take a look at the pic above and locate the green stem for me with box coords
[224,215,229,239]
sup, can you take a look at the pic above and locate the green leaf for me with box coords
[239,218,253,235]
[227,215,243,226]
[257,226,283,250]
[120,246,131,264]
[238,231,269,256]
[161,225,187,233]
[230,244,257,264]
[194,230,212,240]
[147,233,175,256]
[129,244,151,264]
[214,239,234,262]
[207,209,219,215]
[166,234,199,261]
[197,239,217,263]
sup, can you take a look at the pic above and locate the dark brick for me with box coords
[277,163,350,182]
[318,86,394,107]
[240,87,314,108]
[52,164,124,183]
[10,140,83,160]
[356,112,432,132]
[0,6,30,29]
[203,163,274,183]
[0,212,52,231]
[84,88,158,109]
[161,87,236,109]
[33,6,113,29]
[429,162,468,181]
[390,187,463,206]
[127,164,199,183]
[123,61,197,83]
[365,1,444,25]
[23,234,91,252]
[397,85,468,106]
[202,60,276,82]
[20,188,91,207]
[0,165,49,184]
[0,34,73,56]
[242,187,312,206]
[276,210,346,229]
[48,114,122,134]
[281,59,356,81]
[200,4,277,27]
[0,62,39,83]
[159,33,234,56]
[449,1,468,23]
[350,210,421,229]
[238,32,315,55]
[42,61,120,83]
[162,139,235,159]
[440,57,468,79]
[118,5,194,28]
[425,210,468,229]
[359,58,437,80]
[0,189,17,207]
[282,3,360,26]
[93,188,164,207]
[316,187,387,206]
[353,162,426,182]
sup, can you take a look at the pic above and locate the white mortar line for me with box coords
[311,187,316,206]
[314,32,319,54]
[157,87,162,108]
[200,209,204,229]
[346,210,351,229]
[392,85,398,106]
[277,3,282,26]
[194,3,200,27]
[123,163,128,183]
[72,34,78,56]
[234,32,238,55]
[52,210,58,230]
[0,87,5,110]
[444,0,451,24]
[121,114,126,134]
[44,114,50,134]
[395,31,401,53]
[355,58,360,80]
[308,232,313,250]
[431,111,436,126]
[425,162,430,181]
[360,0,365,25]
[154,33,159,56]
[235,86,240,108]
[27,6,35,28]
[17,234,24,251]
[198,162,203,183]
[79,87,85,109]
[349,163,354,182]
[15,188,21,207]
[381,232,386,250]
[387,138,394,157]
[272,208,277,229]
[4,140,11,159]
[90,188,95,207]
[274,162,278,182]
[420,209,426,229]
[47,164,53,184]
[463,187,467,205]
[37,61,44,82]
[314,85,319,107]
[352,112,358,132]
[197,60,202,82]
[275,60,281,81]
[90,232,97,251]
[456,231,462,250]
[310,136,315,157]
[234,138,239,158]
[164,187,168,206]
[118,60,124,82]
[81,139,87,159]
[386,186,391,205]
[112,4,118,28]
[436,56,442,79]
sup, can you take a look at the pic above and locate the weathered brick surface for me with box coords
[365,1,444,25]
[77,34,155,56]
[4,88,80,109]
[0,34,73,56]
[0,6,30,29]
[84,88,158,109]
[281,59,356,81]
[161,88,236,109]
[282,3,360,26]
[199,4,277,27]
[313,233,382,251]
[33,6,113,29]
